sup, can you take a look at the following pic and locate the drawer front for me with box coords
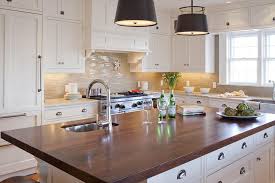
[208,99,239,108]
[232,136,254,158]
[206,145,234,173]
[148,158,202,183]
[45,104,97,122]
[0,113,40,146]
[254,127,274,146]
[184,97,208,106]
[207,156,252,183]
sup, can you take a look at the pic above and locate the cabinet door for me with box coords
[172,35,189,72]
[5,11,42,112]
[44,19,60,70]
[6,0,42,12]
[60,0,83,21]
[60,21,83,70]
[43,0,60,18]
[251,4,275,27]
[134,38,149,51]
[106,0,118,31]
[208,12,228,31]
[253,147,271,183]
[106,34,135,51]
[227,8,250,29]
[92,0,107,31]
[188,36,205,72]
[146,34,171,72]
[151,13,171,35]
[0,11,5,114]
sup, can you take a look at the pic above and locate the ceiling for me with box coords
[155,0,249,10]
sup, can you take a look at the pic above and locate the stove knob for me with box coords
[132,103,138,108]
[137,101,143,105]
[115,104,121,109]
[120,105,126,109]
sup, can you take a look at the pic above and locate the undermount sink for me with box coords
[250,99,275,104]
[62,122,119,133]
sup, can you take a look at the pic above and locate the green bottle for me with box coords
[158,90,167,120]
[168,90,176,118]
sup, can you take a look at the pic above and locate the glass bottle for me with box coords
[168,90,176,118]
[158,90,167,121]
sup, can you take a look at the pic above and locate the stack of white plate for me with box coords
[177,105,206,116]
[64,93,82,100]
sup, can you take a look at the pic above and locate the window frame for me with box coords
[227,31,261,86]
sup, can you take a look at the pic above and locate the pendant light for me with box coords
[175,0,209,36]
[115,0,157,27]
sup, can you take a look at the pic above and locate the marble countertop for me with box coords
[45,98,98,108]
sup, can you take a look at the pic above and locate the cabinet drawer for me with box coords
[232,136,254,158]
[254,127,274,146]
[207,156,252,183]
[184,97,208,106]
[208,99,239,108]
[148,158,202,183]
[0,113,40,146]
[206,145,234,173]
[45,104,97,122]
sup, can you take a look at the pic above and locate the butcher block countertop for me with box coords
[2,108,275,183]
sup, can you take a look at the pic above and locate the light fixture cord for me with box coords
[191,0,194,14]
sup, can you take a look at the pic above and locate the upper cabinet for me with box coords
[250,4,275,28]
[44,0,83,21]
[0,0,42,13]
[0,9,42,114]
[172,35,215,73]
[44,18,84,73]
[151,12,171,35]
[208,8,250,33]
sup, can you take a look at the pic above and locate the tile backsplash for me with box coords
[44,53,162,99]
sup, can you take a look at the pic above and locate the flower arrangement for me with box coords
[162,72,181,90]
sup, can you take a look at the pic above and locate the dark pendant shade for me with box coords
[175,14,209,36]
[115,0,157,27]
[175,0,209,36]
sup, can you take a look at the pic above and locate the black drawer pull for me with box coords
[197,101,202,104]
[240,167,246,175]
[60,11,65,15]
[218,152,225,160]
[264,133,268,139]
[218,181,223,183]
[82,109,88,113]
[56,112,63,116]
[177,169,186,179]
[257,157,261,161]
[241,142,247,149]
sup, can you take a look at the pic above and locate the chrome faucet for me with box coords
[269,80,275,101]
[87,79,112,130]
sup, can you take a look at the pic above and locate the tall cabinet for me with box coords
[43,0,85,73]
[0,8,42,181]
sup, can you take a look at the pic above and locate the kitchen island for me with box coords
[1,108,275,183]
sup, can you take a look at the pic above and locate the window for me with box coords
[228,33,259,84]
[220,30,275,86]
[264,32,275,84]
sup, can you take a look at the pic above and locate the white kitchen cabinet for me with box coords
[44,0,83,21]
[208,8,250,32]
[44,102,98,125]
[0,0,42,13]
[91,0,107,31]
[0,10,42,113]
[151,12,171,35]
[0,111,41,181]
[172,35,215,73]
[44,18,84,73]
[251,4,275,28]
[143,34,171,72]
[207,156,253,183]
[253,145,272,183]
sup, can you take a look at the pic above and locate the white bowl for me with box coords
[184,87,194,93]
[200,88,211,94]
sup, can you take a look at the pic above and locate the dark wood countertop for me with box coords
[2,108,275,183]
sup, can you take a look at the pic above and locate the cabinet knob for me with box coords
[60,11,65,15]
[197,101,202,104]
[240,167,246,175]
[241,142,247,149]
[218,152,225,160]
[156,26,159,30]
[226,22,230,26]
[6,0,12,2]
[221,104,227,108]
[257,157,261,161]
[218,181,223,183]
[82,109,88,113]
[264,133,268,139]
[56,112,63,116]
[273,17,275,21]
[177,169,186,179]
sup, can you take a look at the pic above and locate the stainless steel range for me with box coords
[88,92,154,115]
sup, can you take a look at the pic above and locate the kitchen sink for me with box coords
[62,122,119,133]
[249,99,275,104]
